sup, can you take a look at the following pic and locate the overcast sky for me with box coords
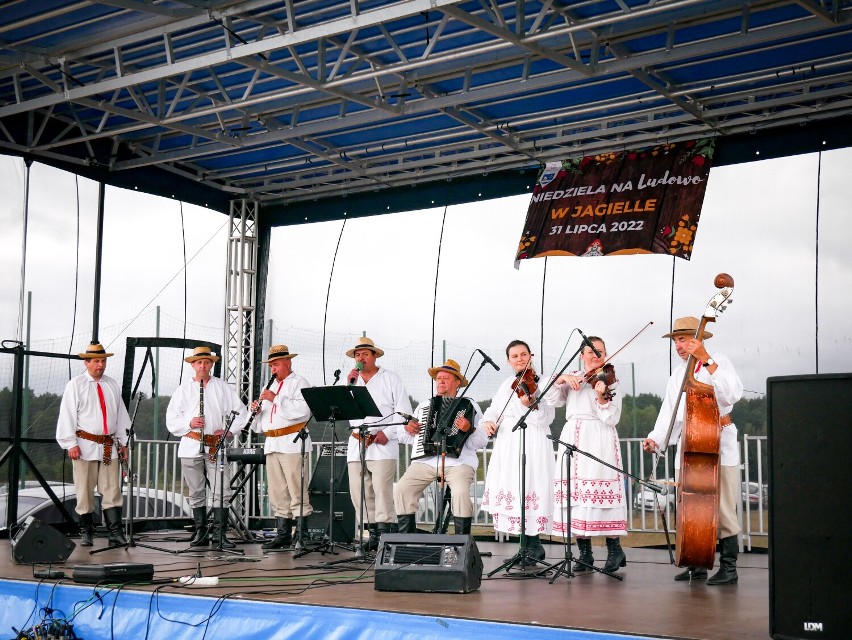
[2,147,850,404]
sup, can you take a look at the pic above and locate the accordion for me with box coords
[411,396,476,460]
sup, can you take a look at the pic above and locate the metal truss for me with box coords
[223,197,258,406]
[1,0,851,210]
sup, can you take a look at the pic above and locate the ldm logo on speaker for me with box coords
[804,621,823,632]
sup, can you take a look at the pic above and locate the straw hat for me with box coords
[79,343,114,359]
[345,337,385,358]
[261,344,297,363]
[662,316,713,340]
[184,346,220,363]
[427,359,469,387]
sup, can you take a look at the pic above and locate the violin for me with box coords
[512,368,540,402]
[584,363,618,401]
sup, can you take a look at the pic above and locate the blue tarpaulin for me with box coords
[1,579,651,640]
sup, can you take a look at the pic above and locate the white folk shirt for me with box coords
[56,372,130,462]
[646,353,744,468]
[251,372,312,454]
[166,377,248,458]
[346,368,413,462]
[397,397,487,470]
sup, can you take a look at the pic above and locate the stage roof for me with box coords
[2,0,852,224]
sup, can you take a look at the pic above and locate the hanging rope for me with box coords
[68,174,81,380]
[539,256,548,373]
[431,206,448,395]
[668,255,676,375]
[815,151,821,374]
[322,218,347,385]
[16,160,32,345]
[179,200,187,385]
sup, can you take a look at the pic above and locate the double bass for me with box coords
[672,273,735,569]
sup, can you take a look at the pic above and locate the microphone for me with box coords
[333,369,341,385]
[348,361,363,385]
[477,348,500,371]
[578,329,601,357]
[397,411,417,423]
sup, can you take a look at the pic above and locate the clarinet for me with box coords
[243,373,277,433]
[198,379,206,455]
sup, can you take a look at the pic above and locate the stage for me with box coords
[0,532,770,639]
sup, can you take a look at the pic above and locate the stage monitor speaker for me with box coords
[306,492,355,542]
[767,373,852,640]
[11,517,76,565]
[308,444,349,493]
[374,533,483,593]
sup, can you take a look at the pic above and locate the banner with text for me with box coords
[515,139,714,261]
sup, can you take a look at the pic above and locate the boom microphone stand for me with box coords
[291,422,312,553]
[424,356,489,537]
[297,385,381,565]
[91,392,157,555]
[487,342,586,577]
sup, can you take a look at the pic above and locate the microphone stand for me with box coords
[537,434,667,582]
[428,357,488,537]
[291,419,312,553]
[297,410,355,561]
[209,412,245,557]
[486,346,584,577]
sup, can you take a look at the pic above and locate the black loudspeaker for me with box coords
[11,517,76,565]
[767,373,852,640]
[308,444,349,493]
[374,534,483,593]
[306,492,355,542]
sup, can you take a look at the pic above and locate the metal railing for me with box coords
[127,435,769,545]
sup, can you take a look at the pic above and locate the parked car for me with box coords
[633,481,676,511]
[741,481,767,507]
[0,483,191,533]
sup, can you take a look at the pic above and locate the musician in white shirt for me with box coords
[249,344,312,550]
[643,316,744,585]
[166,346,247,548]
[344,337,412,551]
[395,359,486,535]
[56,343,131,547]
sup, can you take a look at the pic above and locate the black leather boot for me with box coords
[211,507,236,548]
[573,537,594,572]
[674,566,708,581]
[603,537,627,573]
[366,523,380,551]
[293,516,309,544]
[78,512,95,547]
[189,506,208,546]
[453,516,472,535]
[103,507,127,546]
[384,522,398,534]
[707,536,739,585]
[397,513,417,534]
[262,517,293,550]
[524,535,546,562]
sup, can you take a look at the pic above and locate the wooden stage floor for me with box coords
[2,532,770,640]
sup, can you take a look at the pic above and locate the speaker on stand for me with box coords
[306,443,354,542]
[767,373,852,640]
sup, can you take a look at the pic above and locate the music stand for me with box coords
[297,386,381,560]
